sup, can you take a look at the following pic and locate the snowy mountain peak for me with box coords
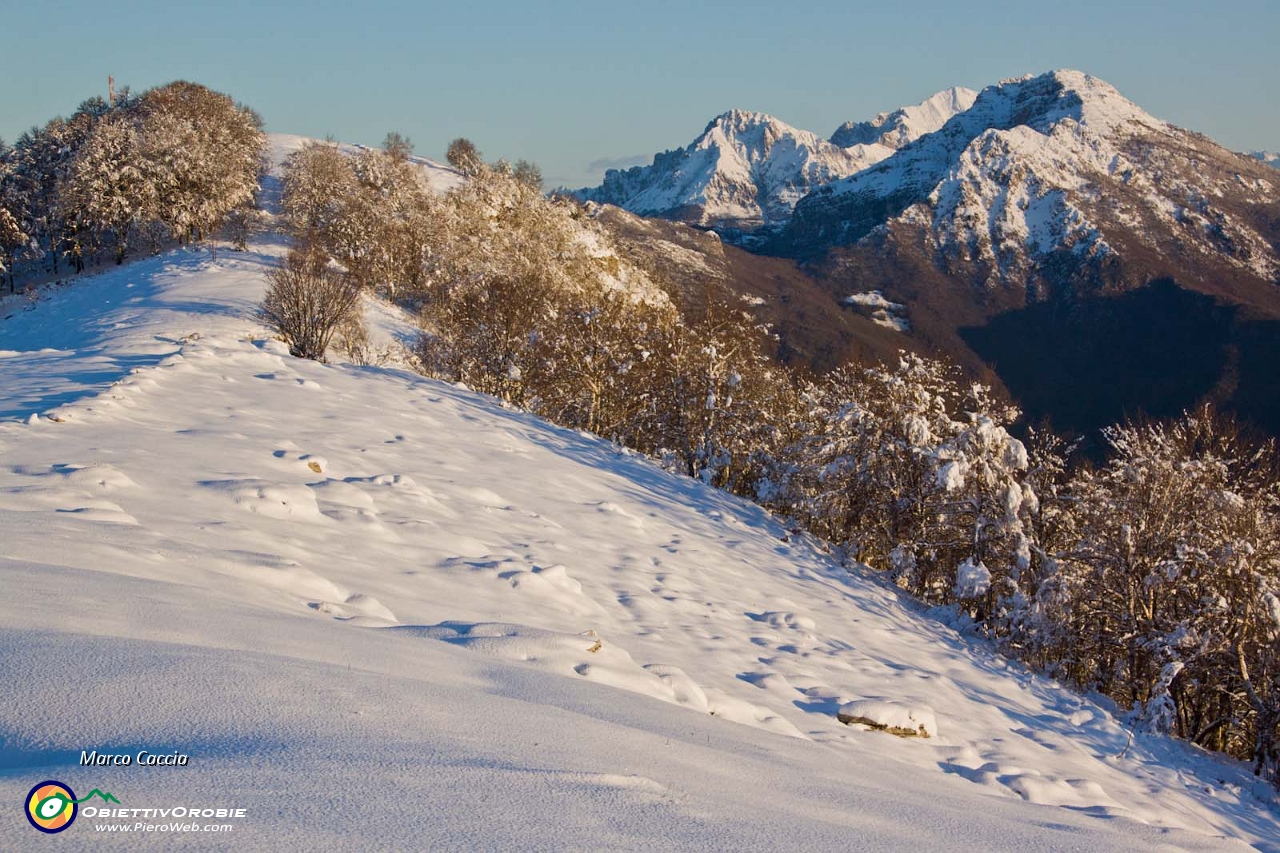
[695,109,831,163]
[1250,150,1280,169]
[702,108,789,135]
[784,68,1279,290]
[576,90,991,235]
[1001,69,1167,136]
[576,108,870,232]
[830,86,978,149]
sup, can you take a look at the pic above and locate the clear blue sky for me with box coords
[2,0,1276,188]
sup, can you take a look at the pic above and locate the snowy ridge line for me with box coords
[830,86,978,150]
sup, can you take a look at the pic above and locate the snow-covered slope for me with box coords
[576,110,870,232]
[823,87,978,188]
[1,235,1278,848]
[784,70,1280,288]
[830,86,978,151]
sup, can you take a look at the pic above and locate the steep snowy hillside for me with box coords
[576,110,869,233]
[830,86,978,151]
[1,233,1278,848]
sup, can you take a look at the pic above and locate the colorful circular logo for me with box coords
[26,781,77,833]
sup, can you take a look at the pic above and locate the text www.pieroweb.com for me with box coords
[85,806,244,833]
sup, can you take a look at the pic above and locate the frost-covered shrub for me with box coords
[1051,409,1280,784]
[762,353,1033,619]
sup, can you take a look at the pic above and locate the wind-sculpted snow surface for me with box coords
[0,243,1277,850]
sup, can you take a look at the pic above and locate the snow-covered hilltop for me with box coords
[265,133,464,193]
[576,110,869,232]
[2,224,1278,849]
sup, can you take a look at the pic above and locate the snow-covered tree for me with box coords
[760,353,1038,626]
[1001,426,1080,673]
[646,294,783,492]
[59,115,154,263]
[0,205,24,289]
[0,81,262,282]
[0,144,31,289]
[135,81,265,243]
[7,109,101,274]
[930,386,1032,621]
[281,141,356,235]
[325,148,431,298]
[445,137,483,175]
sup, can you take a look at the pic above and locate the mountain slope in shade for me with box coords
[576,110,870,232]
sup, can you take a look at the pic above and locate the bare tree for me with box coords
[382,132,414,162]
[512,159,542,190]
[261,249,362,361]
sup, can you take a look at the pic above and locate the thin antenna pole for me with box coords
[108,75,115,107]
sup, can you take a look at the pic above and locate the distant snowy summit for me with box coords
[782,69,1280,288]
[578,71,1278,293]
[574,88,976,235]
[575,110,862,233]
[1249,150,1280,169]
